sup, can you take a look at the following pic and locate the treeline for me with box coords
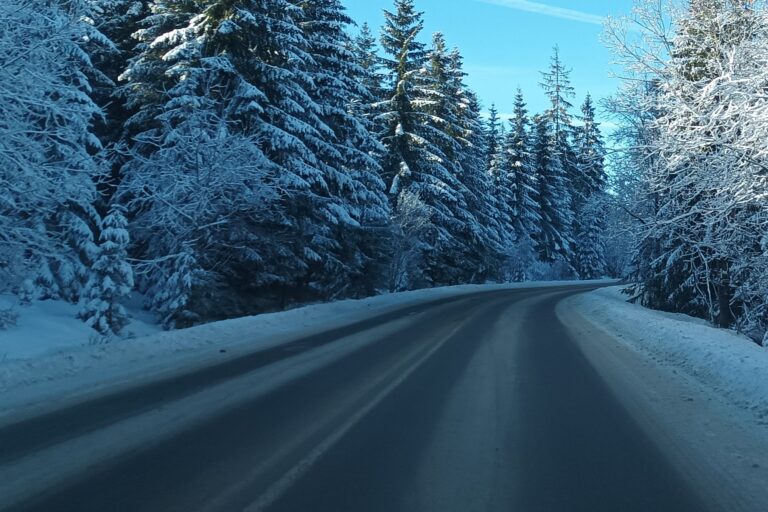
[0,0,607,335]
[606,0,768,343]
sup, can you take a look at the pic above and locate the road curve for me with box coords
[1,285,713,512]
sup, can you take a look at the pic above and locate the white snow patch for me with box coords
[0,293,161,361]
[568,286,768,423]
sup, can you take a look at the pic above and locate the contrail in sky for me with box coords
[477,0,605,25]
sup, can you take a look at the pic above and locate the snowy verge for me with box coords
[0,292,161,361]
[0,280,610,421]
[566,286,768,423]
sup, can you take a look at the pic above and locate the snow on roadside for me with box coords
[0,280,609,419]
[0,293,161,361]
[568,286,768,423]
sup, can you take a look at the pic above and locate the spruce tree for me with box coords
[297,0,391,297]
[574,94,607,199]
[572,93,608,278]
[123,0,355,316]
[540,47,577,177]
[380,0,428,87]
[378,0,433,190]
[573,194,607,279]
[486,104,501,174]
[531,114,574,265]
[378,1,469,287]
[350,23,384,117]
[86,0,150,190]
[460,91,507,281]
[443,47,505,281]
[504,89,541,241]
[539,46,577,258]
[79,205,134,335]
[494,92,540,281]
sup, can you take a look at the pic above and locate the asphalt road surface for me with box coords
[0,285,715,512]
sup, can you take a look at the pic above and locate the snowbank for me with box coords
[0,280,608,418]
[567,286,768,422]
[0,293,161,361]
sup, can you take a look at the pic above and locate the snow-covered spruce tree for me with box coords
[574,94,607,201]
[122,0,326,322]
[540,47,578,184]
[295,0,391,299]
[350,23,385,125]
[572,93,608,279]
[418,34,501,284]
[378,1,471,288]
[118,0,195,139]
[539,47,577,258]
[507,89,542,241]
[218,0,381,306]
[573,194,608,280]
[445,47,507,282]
[123,0,392,318]
[378,0,429,191]
[38,204,102,303]
[495,89,541,280]
[0,0,104,301]
[85,0,151,191]
[79,205,134,335]
[486,104,502,176]
[531,114,575,269]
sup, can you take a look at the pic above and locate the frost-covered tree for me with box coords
[380,0,428,87]
[350,22,384,122]
[494,89,541,279]
[420,34,502,284]
[0,0,105,300]
[120,0,295,318]
[653,0,768,329]
[123,0,391,315]
[606,0,768,339]
[574,94,607,200]
[85,0,150,190]
[573,194,608,279]
[378,0,431,191]
[122,91,280,324]
[486,104,502,175]
[572,93,608,278]
[378,3,473,287]
[540,46,578,194]
[451,65,506,281]
[389,191,432,292]
[118,0,193,137]
[531,114,574,266]
[144,243,199,329]
[500,89,541,241]
[79,206,134,335]
[296,0,391,298]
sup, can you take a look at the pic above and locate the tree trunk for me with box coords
[716,265,733,328]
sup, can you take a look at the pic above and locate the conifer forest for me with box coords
[1,0,767,346]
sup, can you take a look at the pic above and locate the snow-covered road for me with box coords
[1,282,767,512]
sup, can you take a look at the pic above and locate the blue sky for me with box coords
[344,0,635,124]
